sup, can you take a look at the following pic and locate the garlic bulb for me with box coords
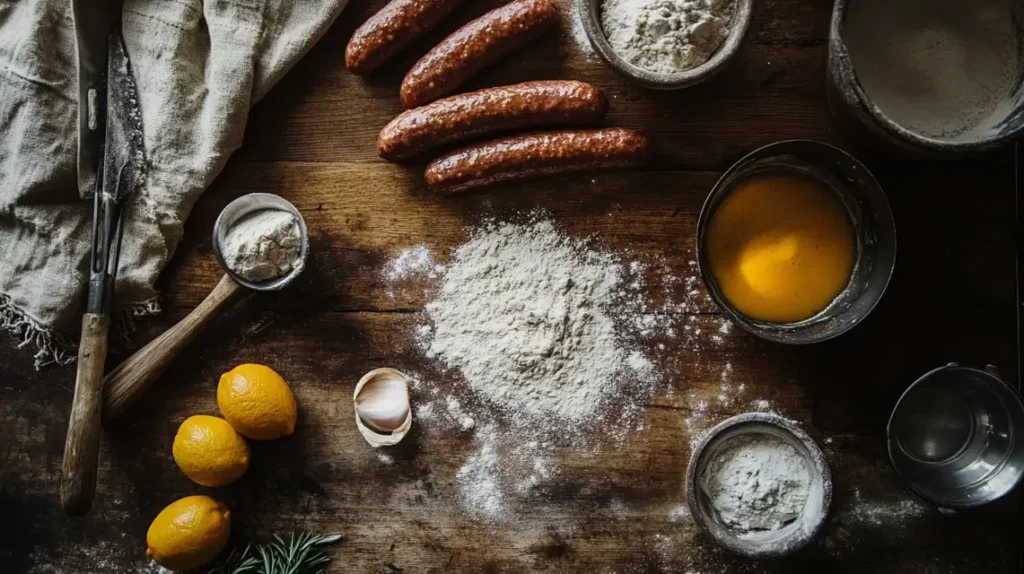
[353,368,412,447]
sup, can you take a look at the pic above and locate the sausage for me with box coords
[345,0,467,75]
[400,0,558,108]
[425,128,651,194]
[378,81,608,161]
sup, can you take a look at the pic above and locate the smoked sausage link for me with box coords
[378,81,609,161]
[345,0,467,75]
[425,128,651,194]
[400,0,558,108]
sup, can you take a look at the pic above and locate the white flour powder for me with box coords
[701,434,812,532]
[422,219,651,426]
[389,218,740,522]
[601,0,736,74]
[844,0,1020,140]
[221,209,301,282]
[386,245,443,281]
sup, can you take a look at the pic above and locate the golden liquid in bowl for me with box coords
[707,172,856,323]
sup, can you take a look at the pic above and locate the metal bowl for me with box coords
[696,140,896,344]
[212,193,309,291]
[827,0,1024,158]
[888,364,1024,510]
[685,412,832,558]
[576,0,753,89]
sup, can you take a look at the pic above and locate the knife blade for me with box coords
[71,0,118,196]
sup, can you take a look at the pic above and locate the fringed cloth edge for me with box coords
[1,294,161,369]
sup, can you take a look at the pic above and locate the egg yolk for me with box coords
[706,172,856,323]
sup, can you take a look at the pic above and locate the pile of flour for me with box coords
[601,0,736,74]
[420,219,652,427]
[844,0,1020,140]
[388,217,739,521]
[700,434,812,532]
[221,209,301,282]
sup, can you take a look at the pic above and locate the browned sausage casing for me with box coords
[400,0,558,108]
[378,81,608,161]
[345,0,467,75]
[425,128,651,194]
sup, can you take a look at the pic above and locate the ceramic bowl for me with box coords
[576,0,753,89]
[827,0,1024,157]
[685,412,832,558]
[696,140,896,344]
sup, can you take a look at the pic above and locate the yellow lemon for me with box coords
[146,495,230,571]
[218,363,297,440]
[172,415,250,487]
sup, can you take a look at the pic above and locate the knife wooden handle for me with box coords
[102,274,245,424]
[61,313,110,516]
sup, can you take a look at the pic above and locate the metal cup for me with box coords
[212,192,309,291]
[685,412,833,558]
[696,140,897,344]
[887,364,1024,510]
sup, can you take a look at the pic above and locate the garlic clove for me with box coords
[353,368,412,447]
[356,374,409,432]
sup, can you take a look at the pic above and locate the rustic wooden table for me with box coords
[2,0,1022,572]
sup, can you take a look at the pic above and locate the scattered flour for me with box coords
[28,542,170,574]
[456,426,507,519]
[841,488,930,527]
[415,401,436,422]
[386,245,443,280]
[602,0,737,74]
[454,426,557,520]
[668,504,693,523]
[701,434,812,532]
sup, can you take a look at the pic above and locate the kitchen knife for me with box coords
[61,0,146,516]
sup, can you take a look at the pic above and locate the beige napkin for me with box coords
[0,0,347,366]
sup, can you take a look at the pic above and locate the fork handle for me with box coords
[61,313,109,516]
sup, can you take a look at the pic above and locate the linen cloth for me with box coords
[0,0,347,366]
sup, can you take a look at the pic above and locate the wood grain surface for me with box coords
[1,0,1021,572]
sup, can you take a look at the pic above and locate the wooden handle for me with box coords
[102,274,244,424]
[61,313,110,515]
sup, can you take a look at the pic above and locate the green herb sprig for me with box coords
[200,533,341,574]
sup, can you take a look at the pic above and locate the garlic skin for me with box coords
[354,368,412,447]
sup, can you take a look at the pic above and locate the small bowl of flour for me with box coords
[213,193,308,291]
[578,0,753,89]
[685,412,832,558]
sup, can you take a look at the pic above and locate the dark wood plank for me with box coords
[0,0,1020,572]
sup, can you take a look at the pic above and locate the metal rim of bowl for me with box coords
[212,192,309,291]
[887,363,1024,509]
[695,139,896,344]
[684,412,833,558]
[576,0,754,89]
[828,0,1024,154]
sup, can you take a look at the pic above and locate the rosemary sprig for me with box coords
[199,533,341,574]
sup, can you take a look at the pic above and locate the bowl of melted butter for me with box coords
[697,140,896,344]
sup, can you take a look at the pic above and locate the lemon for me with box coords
[146,495,230,571]
[218,363,297,440]
[172,415,250,487]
